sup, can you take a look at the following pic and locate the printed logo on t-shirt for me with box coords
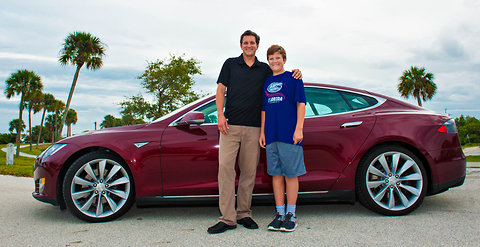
[267,82,283,93]
[266,82,285,104]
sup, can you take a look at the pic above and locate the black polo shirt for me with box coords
[217,54,272,127]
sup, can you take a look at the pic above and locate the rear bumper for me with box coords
[425,146,466,194]
[428,175,465,195]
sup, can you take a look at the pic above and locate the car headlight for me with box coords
[39,143,68,159]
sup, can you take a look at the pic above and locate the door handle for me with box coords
[340,121,363,128]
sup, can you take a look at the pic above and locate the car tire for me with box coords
[356,145,427,216]
[63,151,135,222]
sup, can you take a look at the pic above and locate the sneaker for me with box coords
[280,212,297,232]
[267,213,284,231]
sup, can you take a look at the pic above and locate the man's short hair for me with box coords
[240,30,260,44]
[267,45,287,60]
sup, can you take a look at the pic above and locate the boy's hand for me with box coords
[259,133,266,148]
[293,129,303,145]
[292,69,302,80]
[218,115,229,135]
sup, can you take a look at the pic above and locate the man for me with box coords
[208,30,301,234]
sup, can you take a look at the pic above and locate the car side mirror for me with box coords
[174,111,205,126]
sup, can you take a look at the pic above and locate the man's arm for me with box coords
[292,69,302,80]
[293,102,306,145]
[216,83,228,135]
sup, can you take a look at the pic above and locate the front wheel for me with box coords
[356,145,427,216]
[63,151,135,222]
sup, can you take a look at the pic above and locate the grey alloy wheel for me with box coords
[63,151,134,222]
[356,145,427,216]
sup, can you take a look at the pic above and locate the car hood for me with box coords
[59,124,149,142]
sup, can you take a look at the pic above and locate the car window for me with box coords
[340,91,378,110]
[195,100,218,124]
[305,88,350,117]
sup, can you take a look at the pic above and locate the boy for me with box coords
[259,44,306,232]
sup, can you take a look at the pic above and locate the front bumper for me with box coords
[32,191,58,205]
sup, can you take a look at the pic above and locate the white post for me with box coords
[6,143,14,165]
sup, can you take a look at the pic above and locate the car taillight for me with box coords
[437,119,457,133]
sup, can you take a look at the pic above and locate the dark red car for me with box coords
[33,83,466,222]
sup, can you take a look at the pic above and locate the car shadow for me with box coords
[30,191,462,224]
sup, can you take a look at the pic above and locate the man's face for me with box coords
[241,35,258,57]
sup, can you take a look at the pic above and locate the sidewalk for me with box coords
[464,146,480,156]
[1,145,37,158]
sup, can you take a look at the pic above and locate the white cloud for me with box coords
[0,52,57,63]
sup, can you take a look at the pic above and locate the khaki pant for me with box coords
[218,125,261,225]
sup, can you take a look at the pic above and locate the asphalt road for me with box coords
[1,165,479,247]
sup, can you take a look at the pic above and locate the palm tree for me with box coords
[65,109,78,137]
[9,119,26,137]
[397,66,437,107]
[4,69,43,156]
[25,90,44,151]
[51,99,66,142]
[9,119,26,155]
[35,93,55,147]
[45,114,57,143]
[58,31,106,137]
[100,115,118,128]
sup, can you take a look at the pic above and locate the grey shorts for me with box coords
[266,142,306,177]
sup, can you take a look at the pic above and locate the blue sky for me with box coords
[1,0,479,135]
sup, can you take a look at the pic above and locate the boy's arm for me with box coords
[216,83,228,135]
[293,102,306,145]
[259,111,266,148]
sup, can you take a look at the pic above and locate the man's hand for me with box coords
[293,128,303,145]
[218,115,229,135]
[216,83,228,135]
[259,132,266,148]
[292,69,302,80]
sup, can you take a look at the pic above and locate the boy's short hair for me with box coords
[267,45,287,60]
[240,30,260,44]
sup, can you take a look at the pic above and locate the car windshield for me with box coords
[152,94,213,123]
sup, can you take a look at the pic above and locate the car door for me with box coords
[160,100,221,196]
[299,87,378,191]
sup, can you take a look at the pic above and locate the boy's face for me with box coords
[240,35,258,57]
[267,52,286,74]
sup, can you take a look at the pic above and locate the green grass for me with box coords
[462,143,479,149]
[19,143,51,156]
[466,156,480,162]
[0,144,37,177]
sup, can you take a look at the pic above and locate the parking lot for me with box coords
[0,164,479,246]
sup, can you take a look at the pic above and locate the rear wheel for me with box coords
[63,151,134,222]
[356,145,427,216]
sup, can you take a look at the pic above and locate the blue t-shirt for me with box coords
[262,71,306,146]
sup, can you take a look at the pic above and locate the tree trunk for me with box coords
[36,108,46,148]
[53,115,57,142]
[417,97,422,107]
[28,108,32,151]
[59,65,82,139]
[15,93,25,157]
